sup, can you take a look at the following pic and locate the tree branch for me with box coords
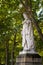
[31,16,43,41]
[20,0,43,42]
[20,0,26,8]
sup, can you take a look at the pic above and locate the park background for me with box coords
[0,0,43,65]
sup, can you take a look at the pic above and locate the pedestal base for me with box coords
[16,52,42,65]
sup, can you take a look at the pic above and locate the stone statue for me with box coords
[21,13,34,51]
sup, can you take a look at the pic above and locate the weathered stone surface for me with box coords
[16,53,42,65]
[22,13,34,51]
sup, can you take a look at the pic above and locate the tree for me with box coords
[0,0,43,65]
[20,0,43,42]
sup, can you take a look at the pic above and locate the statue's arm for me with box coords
[22,20,26,24]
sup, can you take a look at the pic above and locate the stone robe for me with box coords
[21,19,34,51]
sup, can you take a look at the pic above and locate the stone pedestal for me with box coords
[16,52,42,65]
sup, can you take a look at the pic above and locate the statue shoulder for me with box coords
[22,20,26,24]
[22,19,31,24]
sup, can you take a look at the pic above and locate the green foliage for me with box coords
[0,0,43,65]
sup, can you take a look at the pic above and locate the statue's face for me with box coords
[23,13,28,19]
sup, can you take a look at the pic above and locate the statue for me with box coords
[21,12,34,51]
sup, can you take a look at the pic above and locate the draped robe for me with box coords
[22,19,34,51]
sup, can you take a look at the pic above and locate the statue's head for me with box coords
[23,12,28,19]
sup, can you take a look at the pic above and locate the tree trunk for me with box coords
[5,42,9,65]
[0,57,1,65]
[11,34,16,65]
[11,50,14,65]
